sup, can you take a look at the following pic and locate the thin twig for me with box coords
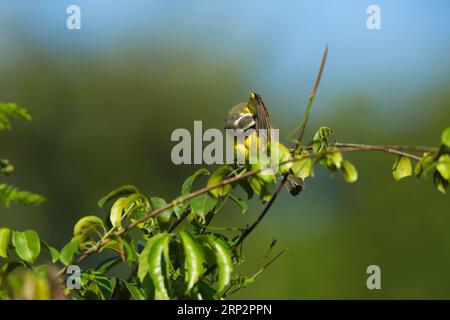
[168,208,190,232]
[223,249,288,297]
[294,46,328,149]
[230,46,329,255]
[56,143,429,276]
[333,143,438,161]
[231,174,288,252]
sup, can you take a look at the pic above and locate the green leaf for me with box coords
[434,171,448,194]
[190,194,217,220]
[436,154,450,180]
[312,126,334,152]
[207,166,232,198]
[80,272,116,300]
[253,158,277,184]
[270,141,293,174]
[12,230,41,263]
[198,282,219,300]
[173,202,188,219]
[109,197,127,228]
[179,229,204,293]
[392,156,412,181]
[40,240,60,263]
[94,275,116,300]
[146,233,170,300]
[441,127,450,147]
[229,195,248,214]
[0,184,46,207]
[291,152,313,179]
[0,261,22,287]
[182,169,210,195]
[96,257,120,274]
[238,179,254,200]
[109,194,149,229]
[0,102,32,130]
[73,215,105,237]
[0,228,12,258]
[150,197,172,223]
[326,150,343,170]
[341,160,358,183]
[247,176,272,203]
[60,240,80,266]
[0,159,14,175]
[124,281,146,300]
[97,185,140,208]
[208,237,232,292]
[137,233,169,282]
[414,152,436,178]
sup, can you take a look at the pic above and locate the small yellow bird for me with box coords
[225,92,304,196]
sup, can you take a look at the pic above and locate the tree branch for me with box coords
[333,143,438,161]
[56,142,434,276]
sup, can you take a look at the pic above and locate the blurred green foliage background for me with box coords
[0,1,449,299]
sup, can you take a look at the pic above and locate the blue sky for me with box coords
[1,1,449,108]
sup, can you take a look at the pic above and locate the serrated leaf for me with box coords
[40,240,60,263]
[60,240,80,266]
[207,166,232,198]
[179,229,204,293]
[97,185,140,208]
[190,194,217,220]
[341,160,358,183]
[182,169,210,195]
[441,127,450,147]
[229,195,247,214]
[436,154,450,180]
[208,237,232,292]
[12,230,41,263]
[0,228,11,258]
[392,156,412,181]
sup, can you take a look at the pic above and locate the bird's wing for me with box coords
[253,94,272,143]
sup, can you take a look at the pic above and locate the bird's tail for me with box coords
[284,174,304,196]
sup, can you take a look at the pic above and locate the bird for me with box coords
[225,92,304,196]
